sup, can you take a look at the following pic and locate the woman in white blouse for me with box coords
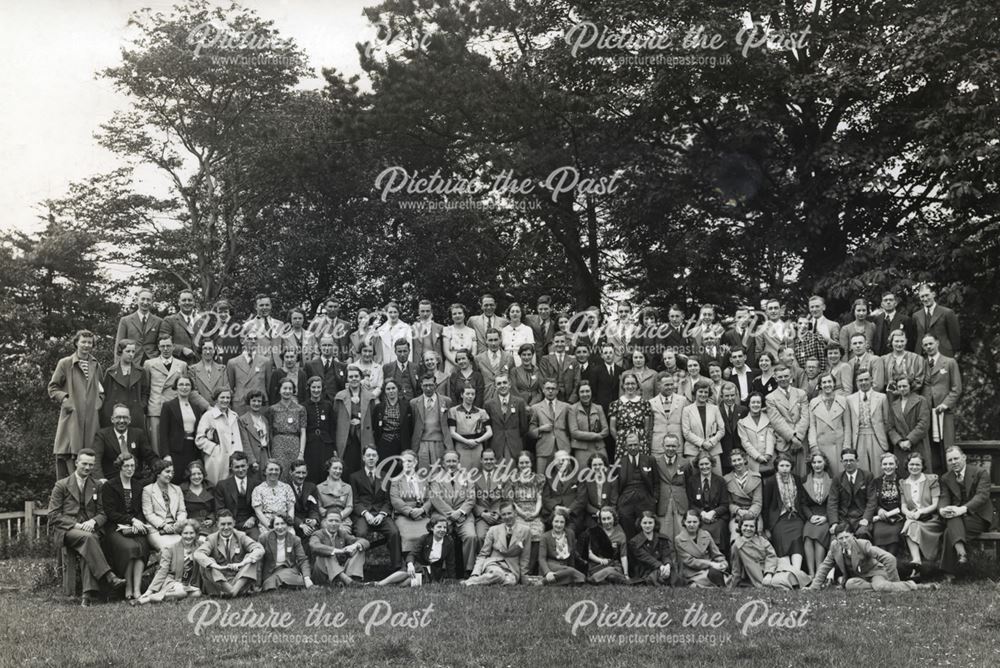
[899,451,944,570]
[501,302,535,366]
[737,393,775,474]
[352,341,384,400]
[442,303,478,374]
[195,388,245,486]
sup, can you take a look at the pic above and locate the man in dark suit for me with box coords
[411,300,445,372]
[309,297,352,362]
[616,433,659,541]
[158,289,200,363]
[483,374,529,465]
[46,449,126,606]
[872,292,916,355]
[939,446,994,575]
[721,306,757,366]
[380,338,420,403]
[91,404,159,484]
[208,299,242,365]
[526,295,557,355]
[114,288,162,367]
[473,448,506,540]
[662,305,690,355]
[305,335,347,404]
[575,454,619,534]
[718,383,748,475]
[213,452,261,539]
[288,459,321,541]
[887,377,931,465]
[827,448,877,537]
[921,333,962,471]
[349,446,402,570]
[540,450,581,528]
[684,453,729,547]
[913,283,961,358]
[586,342,622,460]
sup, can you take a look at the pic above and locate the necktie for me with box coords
[119,433,127,455]
[238,479,245,496]
[263,316,271,333]
[501,399,508,414]
[369,470,376,486]
[557,354,563,366]
[957,472,964,484]
[224,537,232,559]
[702,478,710,499]
[140,315,146,329]
[549,399,555,416]
[863,393,868,402]
[487,316,493,330]
[926,308,932,320]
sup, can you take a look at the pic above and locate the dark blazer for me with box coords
[407,532,456,582]
[100,365,149,428]
[483,395,529,461]
[526,315,557,355]
[373,399,412,445]
[92,426,159,483]
[115,311,164,367]
[381,361,422,402]
[761,474,808,529]
[101,475,146,526]
[616,454,659,506]
[827,470,877,528]
[629,532,677,580]
[912,305,961,357]
[213,475,260,525]
[260,531,311,581]
[586,362,623,411]
[288,480,321,532]
[939,467,993,525]
[268,368,308,405]
[541,473,582,525]
[685,472,729,519]
[349,468,393,517]
[577,479,620,517]
[718,402,749,470]
[159,397,205,460]
[304,357,345,403]
[872,311,916,355]
[721,328,756,366]
[158,312,200,363]
[447,370,486,408]
[888,394,931,462]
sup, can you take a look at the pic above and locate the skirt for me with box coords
[304,433,335,484]
[396,515,429,552]
[802,502,830,548]
[872,517,903,551]
[771,515,804,557]
[342,430,363,478]
[377,434,403,474]
[271,433,301,474]
[262,566,307,591]
[104,531,150,576]
[902,516,944,561]
[589,563,627,584]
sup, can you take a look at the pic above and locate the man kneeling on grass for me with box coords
[309,509,369,587]
[463,502,531,586]
[807,528,938,592]
[194,509,265,597]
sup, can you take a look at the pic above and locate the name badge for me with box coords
[320,414,327,421]
[130,442,136,450]
[938,368,947,375]
[288,417,295,424]
[254,367,261,373]
[511,407,516,414]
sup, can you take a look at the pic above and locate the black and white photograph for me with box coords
[1,0,998,665]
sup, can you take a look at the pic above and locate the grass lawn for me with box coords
[2,577,998,667]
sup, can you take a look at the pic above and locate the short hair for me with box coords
[172,375,193,391]
[620,372,640,389]
[346,364,362,377]
[254,293,271,304]
[229,451,249,466]
[480,293,496,303]
[728,346,746,359]
[426,517,449,533]
[264,459,284,476]
[178,518,201,534]
[212,387,232,402]
[324,456,343,472]
[420,372,438,384]
[774,452,794,468]
[656,371,675,384]
[382,377,399,393]
[537,295,552,306]
[393,338,411,350]
[418,299,432,308]
[110,402,131,416]
[889,330,908,343]
[808,295,825,305]
[287,307,305,319]
[214,299,231,310]
[113,453,135,471]
[177,289,195,301]
[906,450,927,468]
[245,388,265,404]
[772,364,789,374]
[840,448,859,460]
[493,372,510,384]
[187,460,207,476]
[729,448,748,462]
[505,302,524,319]
[880,452,898,467]
[517,343,535,356]
[758,352,776,365]
[152,459,173,477]
[635,510,659,532]
[77,448,97,460]
[449,303,468,319]
[306,375,323,389]
[588,453,609,468]
[289,459,307,472]
[216,509,235,521]
[945,445,965,458]
[597,506,619,524]
[693,378,712,393]
[499,500,517,513]
[73,329,95,345]
[116,338,137,356]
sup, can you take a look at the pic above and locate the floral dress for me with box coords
[608,397,652,454]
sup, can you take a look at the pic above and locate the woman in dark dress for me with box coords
[629,511,676,586]
[375,518,456,586]
[181,460,215,539]
[539,509,586,585]
[374,378,411,474]
[762,453,806,572]
[101,339,149,429]
[871,452,904,554]
[585,506,629,584]
[101,453,150,604]
[802,451,832,576]
[751,352,779,401]
[334,366,375,478]
[304,375,336,484]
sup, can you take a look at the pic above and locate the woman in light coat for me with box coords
[737,393,775,474]
[195,388,245,485]
[808,374,852,478]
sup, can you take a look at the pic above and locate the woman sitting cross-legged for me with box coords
[259,514,313,592]
[586,506,629,584]
[538,508,586,585]
[138,519,203,604]
[628,511,677,586]
[376,517,455,586]
[729,517,810,590]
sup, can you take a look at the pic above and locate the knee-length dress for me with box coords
[766,474,805,557]
[899,474,944,560]
[608,397,652,455]
[269,400,306,473]
[801,473,831,548]
[506,473,544,540]
[304,399,336,484]
[871,475,903,551]
[391,475,433,552]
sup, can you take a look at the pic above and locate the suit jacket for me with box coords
[541,473,582,524]
[148,539,203,592]
[872,311,916,355]
[408,533,456,581]
[159,312,200,363]
[409,395,454,449]
[214,475,260,525]
[309,316,352,361]
[349,468,393,517]
[243,316,286,369]
[260,531,311,580]
[333,388,376,456]
[755,320,793,361]
[189,361,229,407]
[159,397,206,460]
[380,360,420,402]
[720,327,756,365]
[289,480,321,530]
[839,321,876,357]
[281,329,319,365]
[528,398,571,457]
[616,454,659,507]
[305,357,348,404]
[237,410,273,470]
[474,350,515,402]
[586,362,623,411]
[761,474,807,529]
[411,320,445,371]
[845,390,891,453]
[809,537,899,588]
[92,427,158,482]
[48,474,107,547]
[939,467,993,525]
[226,354,273,412]
[653,454,690,517]
[718,401,748,465]
[194,529,264,568]
[922,354,962,412]
[143,356,188,418]
[268,367,309,405]
[472,521,532,583]
[685,472,729,519]
[469,314,508,352]
[526,315,557,355]
[681,403,725,458]
[913,305,961,357]
[429,473,475,518]
[887,394,931,460]
[827,470,877,527]
[872,352,926,396]
[447,370,486,408]
[100,363,149,428]
[537,353,577,400]
[765,387,810,453]
[115,311,164,367]
[141,482,187,529]
[812,316,841,348]
[577,478,619,516]
[484,395,528,460]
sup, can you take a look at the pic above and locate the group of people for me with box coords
[46,283,990,605]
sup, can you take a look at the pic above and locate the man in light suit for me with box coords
[871,291,916,355]
[766,365,810,476]
[755,299,793,361]
[939,446,994,575]
[468,293,508,353]
[410,374,453,472]
[845,369,891,475]
[872,330,925,399]
[537,332,576,401]
[144,337,189,456]
[309,297,352,362]
[887,377,931,465]
[158,290,200,363]
[226,336,273,415]
[913,283,961,358]
[525,295,557,356]
[464,502,532,586]
[194,509,265,596]
[243,293,285,369]
[649,374,688,456]
[306,336,348,404]
[528,380,571,473]
[483,374,529,465]
[411,299,445,371]
[47,449,126,605]
[309,509,368,586]
[921,334,962,472]
[115,288,163,367]
[188,339,228,410]
[473,449,506,540]
[429,451,478,577]
[808,529,932,591]
[475,329,515,402]
[653,436,689,543]
[681,379,725,474]
[806,295,840,347]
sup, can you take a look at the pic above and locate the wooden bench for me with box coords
[61,547,81,597]
[972,531,1000,560]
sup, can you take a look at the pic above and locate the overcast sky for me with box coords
[0,0,374,234]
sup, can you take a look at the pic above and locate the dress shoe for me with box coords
[957,554,969,566]
[104,574,127,590]
[80,594,94,608]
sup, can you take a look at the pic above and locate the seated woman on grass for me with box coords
[138,519,203,604]
[376,517,455,586]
